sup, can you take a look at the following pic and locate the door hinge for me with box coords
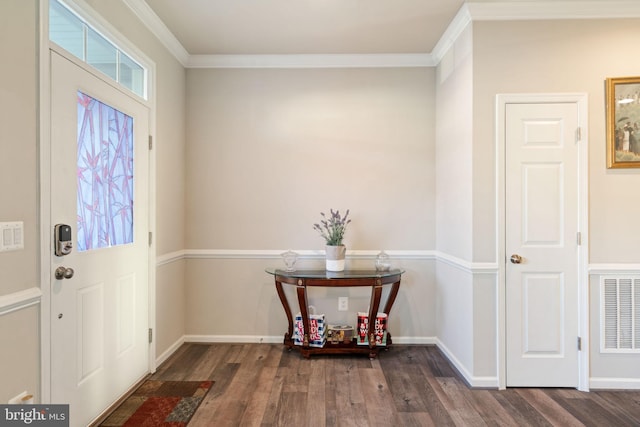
[576,232,582,246]
[148,232,153,246]
[148,328,153,343]
[577,336,582,351]
[575,127,581,143]
[149,135,153,150]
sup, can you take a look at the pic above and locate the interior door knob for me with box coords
[510,254,523,264]
[55,266,75,280]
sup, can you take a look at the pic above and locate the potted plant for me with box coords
[313,209,351,271]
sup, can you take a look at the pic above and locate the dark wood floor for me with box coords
[146,343,640,426]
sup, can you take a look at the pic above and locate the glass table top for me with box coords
[265,268,404,279]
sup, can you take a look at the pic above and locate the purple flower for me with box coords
[313,209,351,245]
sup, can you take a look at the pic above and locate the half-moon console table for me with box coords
[266,268,404,359]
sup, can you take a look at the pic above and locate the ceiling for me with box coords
[142,0,468,55]
[133,0,632,67]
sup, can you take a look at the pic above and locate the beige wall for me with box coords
[436,25,474,261]
[0,0,40,403]
[186,68,436,250]
[473,19,640,382]
[474,18,640,263]
[434,24,481,378]
[0,307,39,403]
[184,67,438,340]
[0,1,38,293]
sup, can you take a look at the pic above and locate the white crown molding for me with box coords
[125,0,640,69]
[431,3,473,65]
[122,0,189,66]
[125,1,640,69]
[467,0,640,21]
[187,53,435,69]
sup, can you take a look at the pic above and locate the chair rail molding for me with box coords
[0,287,42,316]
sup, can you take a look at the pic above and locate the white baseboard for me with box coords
[155,335,185,367]
[184,334,438,346]
[389,336,437,345]
[589,377,640,390]
[185,335,283,344]
[435,338,499,388]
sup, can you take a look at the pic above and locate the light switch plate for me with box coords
[0,222,24,252]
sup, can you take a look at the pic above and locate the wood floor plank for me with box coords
[276,391,308,427]
[466,389,520,427]
[232,345,284,427]
[424,345,458,377]
[256,364,285,426]
[379,349,429,413]
[437,376,489,426]
[422,374,463,425]
[306,358,327,427]
[184,342,234,381]
[590,390,640,426]
[187,362,241,425]
[333,357,369,427]
[489,389,553,427]
[547,390,628,427]
[149,342,191,379]
[323,357,339,427]
[515,388,584,427]
[397,412,436,427]
[105,343,640,427]
[358,359,398,426]
[239,366,280,427]
[194,344,274,425]
[154,343,210,381]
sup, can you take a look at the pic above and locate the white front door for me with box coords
[50,51,150,425]
[505,101,581,387]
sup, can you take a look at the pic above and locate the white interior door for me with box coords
[50,51,150,425]
[505,102,580,387]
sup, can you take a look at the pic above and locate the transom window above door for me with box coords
[49,0,147,99]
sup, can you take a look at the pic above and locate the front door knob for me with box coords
[55,266,75,280]
[510,254,523,264]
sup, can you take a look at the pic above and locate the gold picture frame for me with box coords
[606,76,640,168]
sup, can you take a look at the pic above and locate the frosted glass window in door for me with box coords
[77,91,134,251]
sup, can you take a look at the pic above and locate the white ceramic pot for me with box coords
[325,245,346,271]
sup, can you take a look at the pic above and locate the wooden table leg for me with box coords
[274,279,294,346]
[382,279,401,315]
[367,279,384,357]
[295,280,310,347]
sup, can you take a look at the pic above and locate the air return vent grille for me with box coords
[601,276,640,353]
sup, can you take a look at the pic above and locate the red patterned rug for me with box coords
[100,380,213,426]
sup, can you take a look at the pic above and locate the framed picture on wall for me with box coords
[606,76,640,168]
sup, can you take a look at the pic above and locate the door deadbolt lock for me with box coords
[54,224,73,257]
[510,254,523,264]
[55,266,74,280]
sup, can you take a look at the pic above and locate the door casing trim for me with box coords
[496,93,589,391]
[39,1,157,403]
